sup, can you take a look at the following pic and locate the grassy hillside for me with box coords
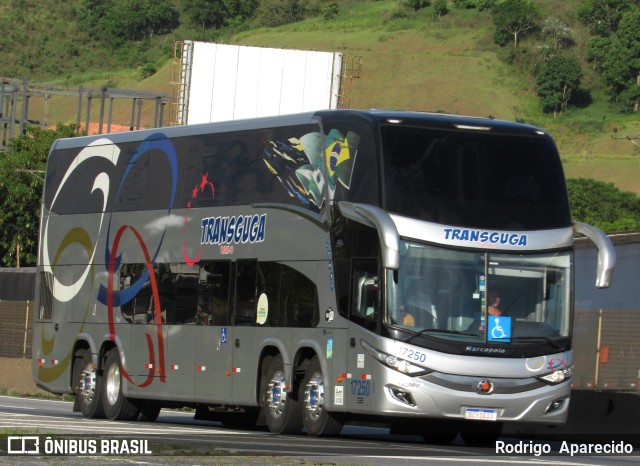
[233,2,640,194]
[2,0,639,193]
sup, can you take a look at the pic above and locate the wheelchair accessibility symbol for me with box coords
[488,316,511,342]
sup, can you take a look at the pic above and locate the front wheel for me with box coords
[262,355,302,434]
[300,356,342,436]
[102,349,140,420]
[73,349,104,418]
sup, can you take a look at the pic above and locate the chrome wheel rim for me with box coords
[79,365,97,403]
[304,371,325,421]
[267,371,287,417]
[105,362,121,406]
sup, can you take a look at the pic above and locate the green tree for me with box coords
[491,0,540,49]
[577,0,634,36]
[585,36,612,69]
[184,0,259,29]
[77,0,178,44]
[402,0,430,11]
[601,8,640,112]
[256,0,305,26]
[0,124,79,267]
[433,0,449,18]
[477,0,496,12]
[568,178,640,232]
[536,55,583,116]
[536,55,582,116]
[184,0,229,29]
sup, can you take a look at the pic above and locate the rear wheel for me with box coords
[73,349,104,418]
[459,421,503,447]
[300,356,342,436]
[262,355,302,434]
[102,349,140,420]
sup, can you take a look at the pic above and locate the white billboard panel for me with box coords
[256,48,285,118]
[279,49,308,116]
[188,41,216,124]
[210,44,239,122]
[183,42,343,124]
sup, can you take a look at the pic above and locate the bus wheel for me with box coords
[137,402,161,422]
[102,349,140,421]
[459,421,503,447]
[262,354,302,434]
[300,356,342,436]
[73,349,104,418]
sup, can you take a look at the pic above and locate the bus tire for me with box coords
[73,349,105,418]
[262,354,302,434]
[300,356,342,436]
[102,349,140,421]
[137,402,161,422]
[459,421,503,447]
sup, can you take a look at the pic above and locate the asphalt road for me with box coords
[0,395,637,465]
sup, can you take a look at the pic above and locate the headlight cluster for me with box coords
[360,339,432,376]
[537,366,572,385]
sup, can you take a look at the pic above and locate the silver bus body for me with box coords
[32,110,614,443]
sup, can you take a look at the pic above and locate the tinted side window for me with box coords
[234,260,258,326]
[37,271,54,321]
[119,264,155,324]
[350,259,378,332]
[197,261,231,326]
[280,264,319,327]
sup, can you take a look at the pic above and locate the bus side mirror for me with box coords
[573,222,616,288]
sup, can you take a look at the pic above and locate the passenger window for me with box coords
[119,264,153,324]
[280,265,319,327]
[37,271,54,321]
[198,261,231,326]
[166,263,200,325]
[234,261,258,326]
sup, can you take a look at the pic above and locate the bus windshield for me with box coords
[381,124,571,230]
[385,241,572,348]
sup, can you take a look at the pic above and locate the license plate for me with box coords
[465,408,497,421]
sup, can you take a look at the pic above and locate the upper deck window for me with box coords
[381,125,571,231]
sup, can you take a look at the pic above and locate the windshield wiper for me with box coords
[403,328,479,343]
[509,336,565,351]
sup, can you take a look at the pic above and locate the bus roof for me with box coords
[51,109,549,151]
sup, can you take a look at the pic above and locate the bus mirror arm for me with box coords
[573,222,616,288]
[338,202,400,270]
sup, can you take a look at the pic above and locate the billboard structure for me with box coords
[173,41,354,125]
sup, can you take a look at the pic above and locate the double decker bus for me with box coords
[32,110,615,445]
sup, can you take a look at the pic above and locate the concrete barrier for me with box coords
[0,357,44,395]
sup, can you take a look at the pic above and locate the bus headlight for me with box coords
[361,339,432,376]
[537,366,572,385]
